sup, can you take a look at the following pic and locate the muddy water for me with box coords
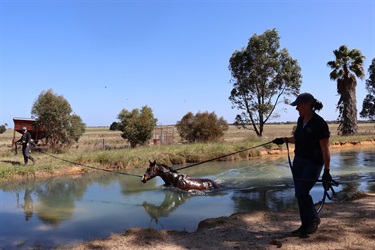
[0,149,374,249]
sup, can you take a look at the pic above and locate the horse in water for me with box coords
[141,160,221,192]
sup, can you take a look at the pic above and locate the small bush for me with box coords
[176,111,229,143]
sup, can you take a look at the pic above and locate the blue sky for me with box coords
[1,0,374,127]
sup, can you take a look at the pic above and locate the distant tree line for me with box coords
[17,28,375,152]
[110,29,375,146]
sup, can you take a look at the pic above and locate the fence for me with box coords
[153,125,175,145]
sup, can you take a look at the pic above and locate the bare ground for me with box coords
[61,192,375,250]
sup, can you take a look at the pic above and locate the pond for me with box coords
[0,148,374,249]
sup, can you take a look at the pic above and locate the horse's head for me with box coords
[141,160,176,183]
[141,160,160,183]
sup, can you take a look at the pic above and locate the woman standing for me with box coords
[273,93,332,238]
[17,127,36,165]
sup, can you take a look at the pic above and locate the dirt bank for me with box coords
[60,192,375,250]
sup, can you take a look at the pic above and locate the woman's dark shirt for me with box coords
[19,132,32,145]
[293,112,330,164]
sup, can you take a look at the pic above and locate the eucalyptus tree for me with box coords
[229,28,302,137]
[327,45,365,135]
[176,111,228,143]
[360,58,375,121]
[117,106,157,148]
[31,89,86,152]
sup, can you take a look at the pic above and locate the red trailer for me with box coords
[12,118,46,153]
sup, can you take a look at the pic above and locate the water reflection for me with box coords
[331,149,375,199]
[35,179,87,226]
[233,183,297,212]
[369,174,375,193]
[336,150,360,169]
[332,149,375,173]
[16,187,34,221]
[142,190,191,223]
[0,149,374,249]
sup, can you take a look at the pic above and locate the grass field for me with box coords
[0,123,374,180]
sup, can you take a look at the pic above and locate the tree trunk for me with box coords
[339,81,358,135]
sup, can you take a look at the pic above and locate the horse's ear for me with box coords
[153,160,156,164]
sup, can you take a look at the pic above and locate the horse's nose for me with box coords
[141,176,147,183]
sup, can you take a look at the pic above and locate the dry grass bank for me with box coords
[0,123,374,180]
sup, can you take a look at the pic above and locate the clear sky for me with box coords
[1,0,374,127]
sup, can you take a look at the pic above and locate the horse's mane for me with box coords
[159,163,178,173]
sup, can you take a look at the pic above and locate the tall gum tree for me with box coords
[327,45,365,135]
[228,28,302,137]
[360,58,375,121]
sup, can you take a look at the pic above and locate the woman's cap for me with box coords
[290,93,315,106]
[22,127,27,130]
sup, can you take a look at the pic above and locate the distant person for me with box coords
[272,93,332,238]
[17,127,36,165]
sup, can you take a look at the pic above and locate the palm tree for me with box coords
[327,45,365,135]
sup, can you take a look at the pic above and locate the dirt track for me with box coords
[61,192,375,250]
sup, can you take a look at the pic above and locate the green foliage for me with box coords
[95,152,112,164]
[117,106,157,148]
[31,89,86,152]
[327,45,366,135]
[0,124,6,134]
[176,111,229,143]
[360,58,375,121]
[109,122,120,131]
[228,28,301,137]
